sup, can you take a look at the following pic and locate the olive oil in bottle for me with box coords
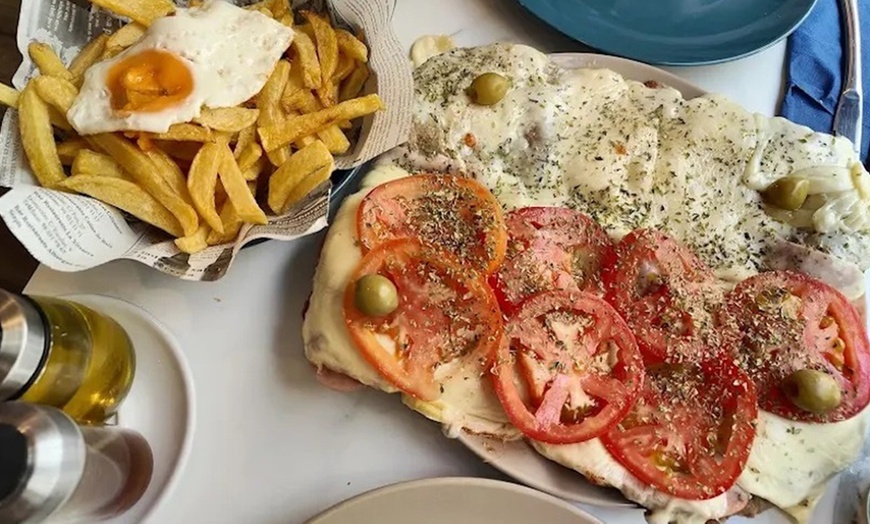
[0,290,135,425]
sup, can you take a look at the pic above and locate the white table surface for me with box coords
[22,1,820,523]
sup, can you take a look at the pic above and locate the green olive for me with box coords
[354,274,399,317]
[466,73,509,106]
[761,178,810,211]
[781,369,842,414]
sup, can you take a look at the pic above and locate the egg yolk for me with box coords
[106,50,193,113]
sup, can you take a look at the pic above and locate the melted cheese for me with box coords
[302,165,519,439]
[737,406,870,522]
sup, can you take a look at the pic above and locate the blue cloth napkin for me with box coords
[781,0,869,161]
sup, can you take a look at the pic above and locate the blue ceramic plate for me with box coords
[518,0,817,65]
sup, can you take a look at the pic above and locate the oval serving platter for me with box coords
[517,0,817,65]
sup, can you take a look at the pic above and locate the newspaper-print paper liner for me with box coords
[0,0,411,281]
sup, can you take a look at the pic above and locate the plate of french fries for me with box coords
[0,0,391,260]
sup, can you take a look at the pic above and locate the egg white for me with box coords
[68,0,294,134]
[302,164,520,439]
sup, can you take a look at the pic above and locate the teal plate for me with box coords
[518,0,817,65]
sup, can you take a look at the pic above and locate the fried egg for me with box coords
[68,0,293,135]
[302,164,519,439]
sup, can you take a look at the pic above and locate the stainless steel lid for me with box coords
[0,402,85,524]
[0,290,48,400]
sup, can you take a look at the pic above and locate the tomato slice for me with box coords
[492,207,614,314]
[491,291,644,444]
[719,271,870,422]
[601,361,758,500]
[357,174,507,276]
[344,239,502,401]
[603,229,725,364]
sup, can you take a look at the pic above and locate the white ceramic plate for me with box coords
[63,294,196,524]
[456,53,708,507]
[306,477,604,524]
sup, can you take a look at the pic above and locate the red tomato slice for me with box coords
[491,291,644,444]
[344,239,502,401]
[492,207,614,314]
[719,271,870,422]
[603,229,725,364]
[601,361,758,500]
[357,174,507,276]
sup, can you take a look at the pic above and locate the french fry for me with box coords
[72,149,130,180]
[278,13,294,27]
[207,200,243,245]
[90,133,199,236]
[154,123,214,142]
[105,22,146,55]
[195,107,260,133]
[259,94,383,153]
[0,83,19,108]
[282,163,331,213]
[152,140,202,162]
[267,140,333,213]
[333,54,356,82]
[56,138,89,165]
[258,60,291,166]
[316,83,337,108]
[339,62,370,102]
[237,143,263,172]
[335,29,368,63]
[18,84,66,187]
[188,0,203,7]
[280,61,306,110]
[28,43,73,81]
[234,125,256,159]
[218,145,267,224]
[48,107,73,131]
[188,139,226,234]
[174,223,210,254]
[69,34,109,86]
[292,90,350,154]
[60,175,183,237]
[270,0,290,17]
[32,75,78,114]
[144,147,193,203]
[90,0,175,27]
[301,11,338,89]
[242,156,267,181]
[291,32,322,89]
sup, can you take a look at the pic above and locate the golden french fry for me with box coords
[0,83,19,108]
[237,143,263,171]
[90,133,199,236]
[282,163,330,213]
[175,223,210,254]
[18,84,66,187]
[280,61,306,109]
[151,140,202,162]
[72,149,130,179]
[267,140,333,213]
[242,156,267,181]
[207,201,243,245]
[32,75,78,114]
[270,0,290,17]
[154,123,214,142]
[69,34,109,86]
[56,138,89,165]
[339,62,370,101]
[278,13,294,27]
[61,175,183,237]
[316,125,350,154]
[333,54,356,82]
[301,11,338,89]
[316,83,338,107]
[335,29,368,63]
[188,0,203,7]
[28,43,74,81]
[188,139,226,234]
[295,135,317,149]
[106,22,146,52]
[233,125,256,159]
[90,0,175,27]
[296,23,315,40]
[47,107,73,131]
[194,107,260,133]
[259,94,383,152]
[291,32,322,89]
[144,147,193,203]
[258,60,291,166]
[218,144,267,224]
